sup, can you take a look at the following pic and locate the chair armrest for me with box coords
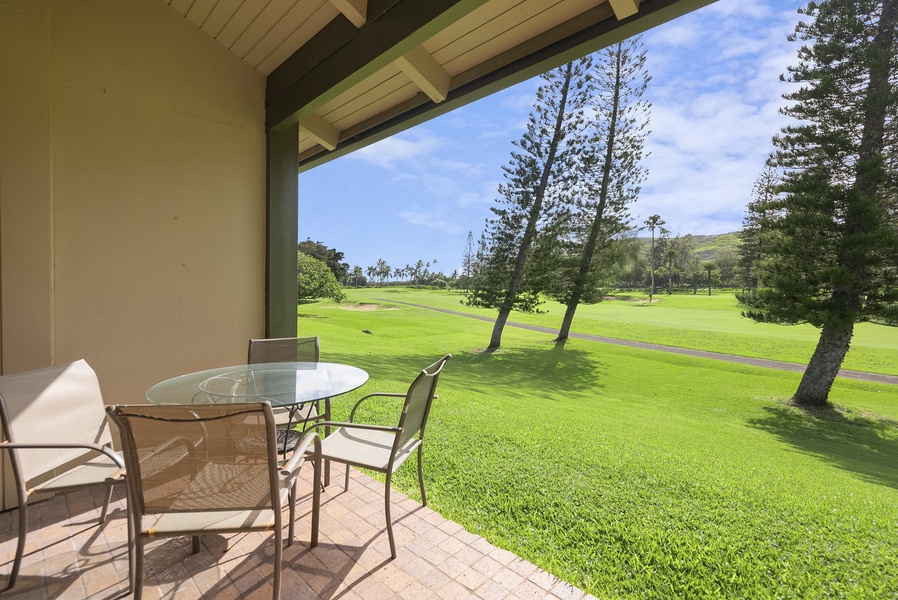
[349,392,406,421]
[0,441,125,469]
[281,431,320,476]
[308,421,401,434]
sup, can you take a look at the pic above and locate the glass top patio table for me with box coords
[146,362,369,407]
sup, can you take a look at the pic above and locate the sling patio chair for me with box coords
[248,336,328,463]
[0,359,128,592]
[312,354,451,558]
[106,402,321,600]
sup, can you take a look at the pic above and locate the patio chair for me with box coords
[314,354,451,558]
[248,336,326,460]
[106,402,320,600]
[0,359,127,592]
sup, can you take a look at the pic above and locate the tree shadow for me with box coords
[325,339,607,408]
[746,402,898,490]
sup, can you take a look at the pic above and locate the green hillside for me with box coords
[635,232,742,262]
[690,232,741,260]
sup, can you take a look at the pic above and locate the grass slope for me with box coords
[302,289,898,598]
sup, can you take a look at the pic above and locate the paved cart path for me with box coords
[379,299,898,386]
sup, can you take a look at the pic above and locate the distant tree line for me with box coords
[348,259,456,289]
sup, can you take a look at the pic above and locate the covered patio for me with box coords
[0,463,593,599]
[2,0,712,596]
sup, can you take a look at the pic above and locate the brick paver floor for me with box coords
[0,463,594,599]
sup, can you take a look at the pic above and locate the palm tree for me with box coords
[644,214,665,302]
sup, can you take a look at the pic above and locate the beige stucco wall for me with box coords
[1,1,266,401]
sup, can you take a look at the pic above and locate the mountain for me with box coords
[689,233,742,261]
[633,232,742,262]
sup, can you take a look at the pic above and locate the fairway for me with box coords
[357,287,898,375]
[300,288,898,598]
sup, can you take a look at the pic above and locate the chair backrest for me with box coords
[248,336,320,364]
[0,360,112,481]
[107,403,279,516]
[396,354,451,449]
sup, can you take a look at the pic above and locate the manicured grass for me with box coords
[302,289,898,598]
[354,286,898,375]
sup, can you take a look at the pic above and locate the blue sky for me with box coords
[299,0,805,275]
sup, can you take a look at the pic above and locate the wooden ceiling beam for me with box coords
[266,0,490,131]
[328,0,367,28]
[300,114,341,151]
[609,0,641,20]
[394,45,451,103]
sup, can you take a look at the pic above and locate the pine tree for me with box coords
[466,59,592,350]
[745,0,898,406]
[738,156,781,289]
[555,37,651,341]
[462,231,474,292]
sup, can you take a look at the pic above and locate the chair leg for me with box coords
[192,535,201,554]
[416,447,427,506]
[5,500,28,591]
[384,473,396,559]
[344,464,350,492]
[126,485,136,594]
[99,482,114,524]
[323,398,331,487]
[311,456,320,548]
[273,527,283,600]
[134,536,145,600]
[287,482,296,547]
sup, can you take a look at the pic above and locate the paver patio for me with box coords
[0,463,593,599]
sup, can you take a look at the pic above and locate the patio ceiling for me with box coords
[163,0,714,172]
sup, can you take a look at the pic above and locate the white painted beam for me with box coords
[328,0,367,28]
[394,46,451,103]
[300,114,340,151]
[608,0,639,20]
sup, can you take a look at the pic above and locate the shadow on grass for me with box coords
[326,339,608,407]
[747,403,898,490]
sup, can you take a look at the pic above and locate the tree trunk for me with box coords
[794,321,854,407]
[489,63,574,350]
[557,48,624,342]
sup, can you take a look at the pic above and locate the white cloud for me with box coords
[399,210,463,234]
[457,181,500,208]
[351,130,444,169]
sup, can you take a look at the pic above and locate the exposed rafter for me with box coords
[266,0,490,131]
[394,45,452,103]
[300,114,341,151]
[609,0,640,19]
[327,0,367,28]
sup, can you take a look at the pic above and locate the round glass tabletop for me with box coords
[146,362,368,406]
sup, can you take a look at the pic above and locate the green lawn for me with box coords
[300,288,898,598]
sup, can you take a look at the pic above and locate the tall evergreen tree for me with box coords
[555,37,651,342]
[466,59,592,350]
[744,0,898,406]
[462,231,475,291]
[738,156,781,289]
